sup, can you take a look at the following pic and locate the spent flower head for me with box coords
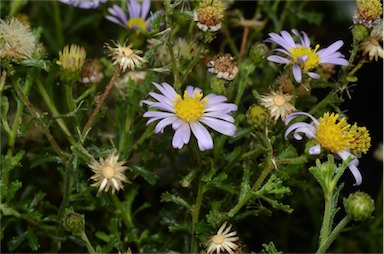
[353,0,383,28]
[0,17,36,60]
[265,29,349,83]
[106,0,161,31]
[89,152,130,195]
[59,0,107,9]
[80,59,104,84]
[104,40,145,72]
[207,222,240,254]
[57,44,87,73]
[207,53,239,81]
[142,82,237,151]
[285,112,371,185]
[193,0,226,32]
[260,90,296,122]
[359,23,383,61]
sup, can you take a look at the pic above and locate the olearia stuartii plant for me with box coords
[1,0,381,253]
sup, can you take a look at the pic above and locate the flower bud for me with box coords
[352,24,369,43]
[63,209,85,236]
[249,43,268,65]
[210,76,227,95]
[246,104,270,130]
[344,191,375,221]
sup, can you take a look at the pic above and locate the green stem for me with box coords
[52,1,64,49]
[228,155,307,217]
[13,79,67,164]
[191,173,205,253]
[8,76,33,154]
[316,215,352,254]
[319,193,333,246]
[35,79,75,145]
[110,194,133,228]
[79,231,96,254]
[64,84,75,113]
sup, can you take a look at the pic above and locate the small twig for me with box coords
[82,65,121,137]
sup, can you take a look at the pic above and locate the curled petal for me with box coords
[309,144,321,155]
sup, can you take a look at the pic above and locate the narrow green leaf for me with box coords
[161,192,190,209]
[131,165,158,185]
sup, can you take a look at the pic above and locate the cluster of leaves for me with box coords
[0,0,382,253]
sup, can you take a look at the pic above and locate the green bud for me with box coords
[210,76,227,95]
[352,24,369,43]
[344,191,375,221]
[246,104,270,130]
[63,208,85,236]
[249,43,268,65]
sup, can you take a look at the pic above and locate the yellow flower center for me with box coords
[357,0,383,21]
[212,235,224,244]
[288,45,320,72]
[57,44,86,72]
[196,0,225,27]
[127,18,147,31]
[102,166,116,179]
[273,94,286,106]
[174,90,207,123]
[349,124,371,155]
[315,112,353,153]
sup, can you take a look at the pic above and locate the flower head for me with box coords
[285,112,371,185]
[260,90,296,122]
[207,53,239,81]
[344,191,375,221]
[265,29,349,83]
[104,41,145,72]
[353,0,382,28]
[59,0,107,9]
[106,0,160,31]
[0,17,36,60]
[89,152,130,194]
[207,222,239,254]
[57,44,87,72]
[359,23,383,61]
[193,0,226,32]
[142,82,237,151]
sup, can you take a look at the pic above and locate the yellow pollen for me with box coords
[357,0,383,21]
[273,95,286,106]
[127,18,147,31]
[102,166,116,179]
[288,45,320,72]
[349,124,371,155]
[212,235,224,244]
[174,90,207,123]
[315,112,353,153]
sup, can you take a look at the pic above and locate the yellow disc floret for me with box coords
[315,112,353,153]
[288,45,320,72]
[196,0,225,27]
[348,123,371,155]
[127,18,147,31]
[174,90,207,122]
[356,0,383,22]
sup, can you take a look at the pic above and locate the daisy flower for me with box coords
[104,40,145,72]
[89,152,130,194]
[265,29,349,83]
[353,0,382,28]
[260,90,296,122]
[207,53,239,81]
[193,0,225,32]
[59,0,107,9]
[142,82,238,151]
[285,112,371,185]
[106,0,160,31]
[206,222,240,254]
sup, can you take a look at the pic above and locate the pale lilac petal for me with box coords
[309,144,321,155]
[285,122,316,140]
[307,72,320,79]
[318,40,344,57]
[146,102,174,112]
[200,117,236,136]
[337,151,362,186]
[190,122,213,151]
[141,0,151,19]
[292,64,302,83]
[172,118,183,130]
[148,92,174,110]
[127,0,141,19]
[172,123,190,149]
[154,116,178,133]
[267,55,291,64]
[143,111,175,119]
[204,94,228,105]
[105,15,126,28]
[280,30,297,48]
[205,103,238,113]
[203,111,235,122]
[285,112,319,125]
[152,82,177,101]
